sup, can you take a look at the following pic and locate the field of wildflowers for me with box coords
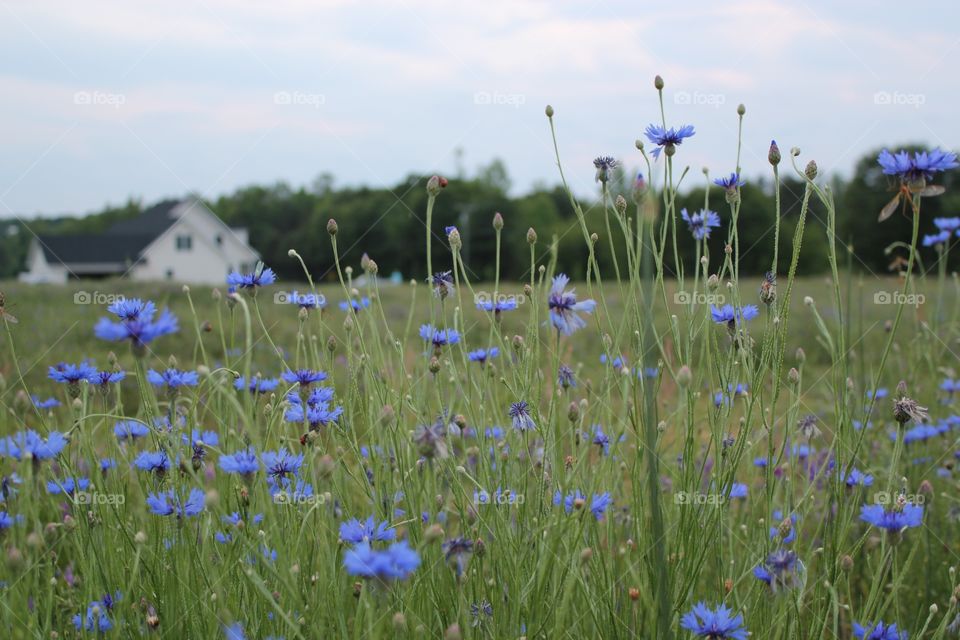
[2,77,960,639]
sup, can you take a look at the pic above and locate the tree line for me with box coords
[2,146,958,283]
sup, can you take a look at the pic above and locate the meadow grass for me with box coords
[1,82,960,639]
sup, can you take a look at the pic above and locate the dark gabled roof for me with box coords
[35,199,185,266]
[103,199,181,236]
[36,233,155,266]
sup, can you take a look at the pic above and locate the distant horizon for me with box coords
[0,141,920,221]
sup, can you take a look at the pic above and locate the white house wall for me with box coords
[130,203,260,285]
[18,240,69,284]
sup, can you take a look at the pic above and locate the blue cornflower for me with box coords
[0,511,23,530]
[32,395,60,409]
[558,364,576,389]
[90,370,126,389]
[223,622,246,640]
[589,492,613,519]
[343,540,420,580]
[753,549,801,592]
[508,401,536,431]
[281,369,327,387]
[714,172,745,191]
[711,304,759,325]
[866,388,889,400]
[728,483,748,499]
[268,475,314,501]
[470,600,494,627]
[593,156,618,183]
[477,297,519,313]
[442,537,474,576]
[600,353,629,368]
[680,602,748,639]
[680,208,721,240]
[548,274,596,336]
[94,300,178,350]
[339,297,371,312]
[234,375,280,394]
[924,231,951,247]
[134,450,172,475]
[48,361,97,385]
[261,448,304,479]
[114,420,149,441]
[46,477,90,496]
[468,348,499,364]
[182,430,218,458]
[340,516,396,544]
[0,429,68,460]
[284,390,343,430]
[73,593,119,633]
[147,368,199,390]
[860,503,923,531]
[644,123,695,159]
[554,490,612,520]
[934,217,960,232]
[430,271,455,298]
[146,487,205,518]
[770,510,798,544]
[419,324,461,349]
[100,458,116,472]
[852,621,908,640]
[227,266,276,290]
[878,148,958,184]
[223,512,264,527]
[590,425,611,455]
[219,447,259,476]
[845,468,874,488]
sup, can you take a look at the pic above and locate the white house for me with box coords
[20,198,260,285]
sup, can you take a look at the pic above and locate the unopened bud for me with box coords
[492,212,504,231]
[614,195,627,216]
[326,218,338,236]
[676,365,692,388]
[768,140,781,166]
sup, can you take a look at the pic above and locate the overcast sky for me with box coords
[0,0,956,217]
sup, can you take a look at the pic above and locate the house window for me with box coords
[215,234,223,246]
[165,269,174,280]
[176,235,192,251]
